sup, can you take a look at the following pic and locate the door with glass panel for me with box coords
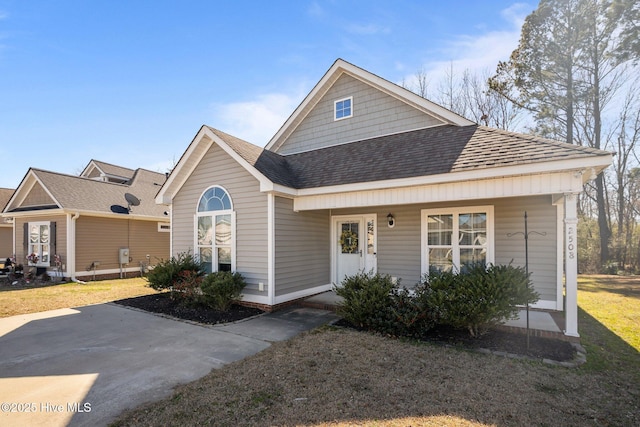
[335,215,377,284]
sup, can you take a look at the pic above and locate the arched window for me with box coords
[196,186,234,273]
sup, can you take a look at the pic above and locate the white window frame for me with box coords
[27,221,51,267]
[194,186,236,273]
[334,96,353,121]
[421,206,494,274]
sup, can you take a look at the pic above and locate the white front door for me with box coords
[334,215,377,285]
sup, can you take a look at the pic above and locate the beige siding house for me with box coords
[157,59,612,337]
[0,188,14,259]
[1,160,170,280]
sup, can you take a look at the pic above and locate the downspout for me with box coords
[69,212,85,284]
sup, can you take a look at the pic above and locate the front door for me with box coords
[334,215,377,284]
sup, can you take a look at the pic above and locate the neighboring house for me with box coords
[0,188,14,259]
[1,160,170,280]
[156,59,612,337]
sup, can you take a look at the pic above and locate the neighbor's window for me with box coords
[422,206,494,273]
[334,96,353,120]
[196,186,234,273]
[28,221,50,266]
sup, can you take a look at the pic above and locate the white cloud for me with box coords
[405,4,532,90]
[346,23,391,35]
[210,92,304,146]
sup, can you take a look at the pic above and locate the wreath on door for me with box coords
[339,229,358,254]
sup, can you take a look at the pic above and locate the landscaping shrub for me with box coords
[420,263,539,337]
[335,271,397,331]
[146,251,206,301]
[200,271,247,311]
[387,286,436,338]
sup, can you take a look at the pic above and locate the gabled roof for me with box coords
[81,159,136,182]
[265,58,474,153]
[279,125,611,189]
[4,167,167,218]
[0,188,14,214]
[158,122,612,203]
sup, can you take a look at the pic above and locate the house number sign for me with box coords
[567,225,576,260]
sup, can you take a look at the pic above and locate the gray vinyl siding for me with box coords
[332,196,558,302]
[276,74,443,155]
[494,195,558,303]
[274,196,330,296]
[171,144,268,293]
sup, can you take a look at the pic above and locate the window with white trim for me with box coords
[196,186,234,273]
[422,206,494,273]
[28,221,50,266]
[334,96,353,120]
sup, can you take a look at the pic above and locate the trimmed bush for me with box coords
[146,251,206,301]
[387,287,436,338]
[335,271,397,331]
[200,271,247,311]
[421,263,539,337]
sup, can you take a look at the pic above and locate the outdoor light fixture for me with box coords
[387,213,395,228]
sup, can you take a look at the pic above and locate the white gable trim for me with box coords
[4,170,62,213]
[265,59,473,152]
[156,126,276,204]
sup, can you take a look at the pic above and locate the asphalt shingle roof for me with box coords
[89,160,136,180]
[0,188,14,212]
[212,124,610,190]
[25,168,167,217]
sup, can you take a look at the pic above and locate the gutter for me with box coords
[69,212,80,282]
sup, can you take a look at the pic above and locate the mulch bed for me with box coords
[114,293,263,325]
[115,293,576,362]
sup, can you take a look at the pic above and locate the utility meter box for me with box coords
[119,248,130,264]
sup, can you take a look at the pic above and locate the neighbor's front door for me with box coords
[335,215,377,285]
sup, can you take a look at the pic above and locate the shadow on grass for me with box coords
[0,279,69,292]
[578,306,640,380]
[578,275,640,299]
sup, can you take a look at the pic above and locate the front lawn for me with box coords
[113,275,640,426]
[0,278,156,317]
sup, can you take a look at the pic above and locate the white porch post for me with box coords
[564,193,579,337]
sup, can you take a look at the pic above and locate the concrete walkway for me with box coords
[0,303,337,427]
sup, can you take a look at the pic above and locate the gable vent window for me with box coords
[334,96,353,121]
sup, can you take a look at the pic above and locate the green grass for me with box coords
[578,275,640,380]
[0,277,157,317]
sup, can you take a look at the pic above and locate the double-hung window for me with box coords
[195,186,235,273]
[422,206,494,273]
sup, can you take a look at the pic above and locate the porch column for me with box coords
[564,193,579,337]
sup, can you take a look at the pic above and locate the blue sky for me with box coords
[0,1,534,188]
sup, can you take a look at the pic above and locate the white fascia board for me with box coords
[266,59,472,152]
[337,61,473,126]
[294,154,612,198]
[155,126,214,205]
[6,171,62,212]
[156,126,276,204]
[8,208,167,222]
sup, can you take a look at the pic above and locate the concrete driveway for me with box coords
[0,303,336,427]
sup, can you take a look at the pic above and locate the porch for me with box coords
[301,291,575,342]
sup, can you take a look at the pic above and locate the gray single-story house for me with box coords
[156,59,612,337]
